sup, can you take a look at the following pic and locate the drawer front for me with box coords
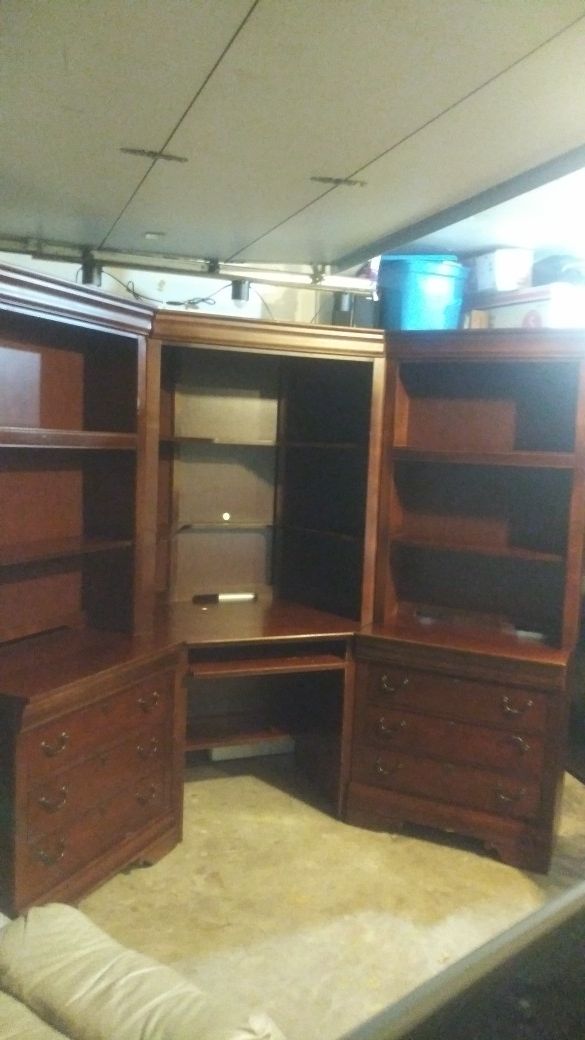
[19,767,171,904]
[26,721,170,840]
[360,663,547,733]
[24,669,174,779]
[359,706,545,775]
[351,745,541,820]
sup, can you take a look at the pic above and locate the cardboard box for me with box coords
[473,249,533,293]
[477,283,585,329]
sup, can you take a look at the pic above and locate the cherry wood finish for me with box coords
[0,264,188,913]
[148,313,385,780]
[344,329,585,871]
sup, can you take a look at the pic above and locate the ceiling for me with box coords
[2,0,585,272]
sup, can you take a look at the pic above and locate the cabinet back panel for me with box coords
[0,451,82,545]
[278,528,362,618]
[283,358,372,444]
[393,462,570,554]
[0,340,83,429]
[397,362,578,452]
[0,325,137,433]
[176,444,276,525]
[83,453,136,539]
[393,546,564,638]
[0,561,82,642]
[173,529,272,599]
[172,350,279,442]
[282,446,368,537]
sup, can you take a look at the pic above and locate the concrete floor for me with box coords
[79,757,585,1039]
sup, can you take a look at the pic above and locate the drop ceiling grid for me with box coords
[234,16,585,264]
[0,0,253,244]
[100,0,585,260]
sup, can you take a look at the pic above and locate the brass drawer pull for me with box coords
[374,757,402,777]
[136,783,157,805]
[378,717,407,735]
[138,691,160,713]
[501,695,533,717]
[38,785,68,813]
[137,737,160,759]
[380,674,409,695]
[40,732,69,757]
[496,784,527,804]
[508,735,531,755]
[36,839,66,866]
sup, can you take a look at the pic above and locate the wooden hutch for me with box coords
[0,262,583,914]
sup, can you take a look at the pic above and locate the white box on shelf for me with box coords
[473,249,533,293]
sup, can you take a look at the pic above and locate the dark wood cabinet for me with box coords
[344,330,585,871]
[0,264,185,914]
[148,312,385,799]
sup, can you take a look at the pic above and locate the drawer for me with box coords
[359,663,547,733]
[19,767,171,905]
[26,721,170,841]
[358,706,545,775]
[351,745,541,820]
[24,669,174,780]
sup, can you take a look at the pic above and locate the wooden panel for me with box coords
[0,339,83,429]
[173,528,273,599]
[176,443,276,525]
[358,706,545,774]
[359,662,548,733]
[396,362,578,454]
[351,746,541,820]
[0,450,82,546]
[23,669,173,779]
[281,445,367,536]
[0,561,83,643]
[173,349,279,442]
[282,356,372,444]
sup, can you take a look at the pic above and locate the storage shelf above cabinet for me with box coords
[0,537,133,568]
[0,427,137,450]
[392,448,575,469]
[190,653,346,679]
[391,535,564,564]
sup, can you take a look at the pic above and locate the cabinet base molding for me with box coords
[345,782,554,872]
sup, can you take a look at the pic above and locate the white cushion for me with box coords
[0,904,285,1040]
[0,989,68,1039]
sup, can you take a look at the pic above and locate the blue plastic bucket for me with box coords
[377,254,468,330]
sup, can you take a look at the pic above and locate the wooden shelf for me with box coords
[186,718,292,752]
[391,535,564,564]
[177,521,273,532]
[0,427,137,450]
[190,653,346,679]
[280,524,362,542]
[282,441,367,450]
[161,436,276,447]
[392,448,575,469]
[0,537,133,568]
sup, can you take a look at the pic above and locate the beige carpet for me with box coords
[80,757,585,1040]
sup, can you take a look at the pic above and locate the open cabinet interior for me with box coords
[156,346,374,619]
[382,356,583,649]
[0,312,144,643]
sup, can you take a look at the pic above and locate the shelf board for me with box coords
[177,521,273,532]
[393,447,575,469]
[161,436,276,447]
[186,718,292,752]
[0,427,137,450]
[190,653,346,679]
[282,441,367,450]
[280,524,362,542]
[391,534,564,564]
[0,536,133,568]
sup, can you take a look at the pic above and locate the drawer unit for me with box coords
[24,670,173,780]
[19,766,171,905]
[0,644,186,915]
[351,745,541,820]
[362,663,547,734]
[358,705,545,775]
[26,718,170,841]
[345,644,568,872]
